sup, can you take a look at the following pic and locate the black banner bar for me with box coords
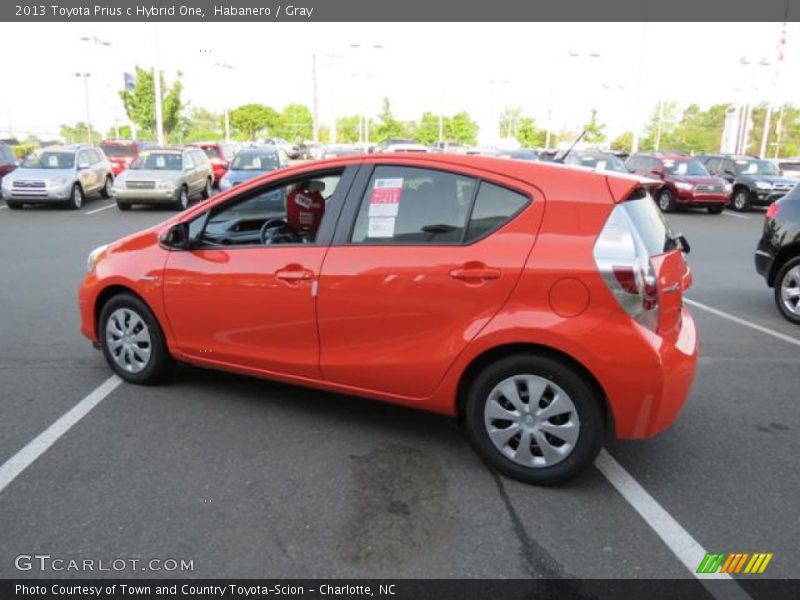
[2,0,800,22]
[3,579,799,600]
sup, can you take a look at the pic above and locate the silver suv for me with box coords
[112,147,213,211]
[1,144,113,210]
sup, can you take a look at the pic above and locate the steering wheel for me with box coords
[259,218,301,245]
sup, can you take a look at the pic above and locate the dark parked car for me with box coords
[0,142,17,186]
[755,186,800,324]
[626,152,732,214]
[700,154,797,212]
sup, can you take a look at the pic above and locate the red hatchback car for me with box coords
[78,155,698,484]
[99,140,150,177]
[190,142,237,185]
[626,152,732,214]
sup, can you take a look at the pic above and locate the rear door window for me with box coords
[351,166,476,244]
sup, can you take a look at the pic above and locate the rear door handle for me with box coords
[275,266,314,281]
[450,266,501,281]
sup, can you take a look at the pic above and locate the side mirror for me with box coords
[161,222,191,250]
[651,167,664,176]
[673,233,690,254]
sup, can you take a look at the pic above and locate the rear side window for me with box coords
[351,166,477,244]
[624,188,673,255]
[465,182,529,242]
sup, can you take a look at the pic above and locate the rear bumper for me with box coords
[611,307,698,439]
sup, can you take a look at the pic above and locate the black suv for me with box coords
[700,154,797,212]
[755,185,800,324]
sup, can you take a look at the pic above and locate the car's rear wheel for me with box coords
[774,256,800,325]
[202,178,212,199]
[66,184,84,210]
[732,189,750,212]
[707,205,724,214]
[100,175,113,199]
[5,200,22,209]
[657,188,675,213]
[174,185,189,211]
[116,201,131,211]
[464,354,603,485]
[99,293,173,384]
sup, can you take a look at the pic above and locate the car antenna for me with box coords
[554,129,587,163]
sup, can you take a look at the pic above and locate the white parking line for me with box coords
[722,211,750,220]
[85,203,116,215]
[0,375,121,495]
[0,205,7,210]
[595,451,751,599]
[686,298,800,348]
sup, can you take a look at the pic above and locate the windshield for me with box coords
[100,144,135,158]
[735,159,780,176]
[663,159,708,177]
[131,153,182,170]
[230,153,279,171]
[22,152,75,169]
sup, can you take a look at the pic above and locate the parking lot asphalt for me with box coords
[0,196,797,584]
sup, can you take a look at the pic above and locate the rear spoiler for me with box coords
[605,174,662,203]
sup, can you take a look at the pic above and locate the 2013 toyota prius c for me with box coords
[79,154,698,484]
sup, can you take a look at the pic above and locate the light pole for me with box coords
[214,62,234,142]
[153,25,164,146]
[348,43,383,146]
[74,73,92,142]
[737,56,770,155]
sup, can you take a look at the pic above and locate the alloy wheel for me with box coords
[780,266,800,317]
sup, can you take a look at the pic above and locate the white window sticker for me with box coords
[368,216,396,238]
[374,177,404,189]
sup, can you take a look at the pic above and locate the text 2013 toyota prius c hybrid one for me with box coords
[78,154,698,484]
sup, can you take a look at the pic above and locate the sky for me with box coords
[0,21,797,144]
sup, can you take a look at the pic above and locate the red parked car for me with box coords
[626,152,732,214]
[99,140,151,177]
[0,142,17,185]
[78,155,698,484]
[190,142,237,185]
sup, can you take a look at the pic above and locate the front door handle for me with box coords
[275,266,314,281]
[450,264,501,281]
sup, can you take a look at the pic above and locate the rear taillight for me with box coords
[766,202,780,219]
[593,204,660,331]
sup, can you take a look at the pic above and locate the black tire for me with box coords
[100,175,113,199]
[464,354,604,485]
[66,183,84,210]
[773,256,800,326]
[98,293,174,384]
[707,205,724,214]
[5,200,22,209]
[731,188,751,212]
[657,188,675,213]
[116,201,131,211]
[174,185,189,211]
[201,178,213,199]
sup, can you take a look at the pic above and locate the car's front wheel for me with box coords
[174,185,189,211]
[464,354,604,485]
[202,178,212,199]
[657,188,675,213]
[99,293,174,384]
[66,184,84,210]
[731,189,751,212]
[774,256,800,325]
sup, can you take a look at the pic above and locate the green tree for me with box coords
[583,109,606,144]
[610,131,633,153]
[230,103,279,141]
[515,117,545,148]
[371,98,409,143]
[60,122,100,144]
[119,66,184,138]
[499,107,523,138]
[414,112,442,145]
[446,112,479,145]
[276,104,313,142]
[335,115,363,143]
